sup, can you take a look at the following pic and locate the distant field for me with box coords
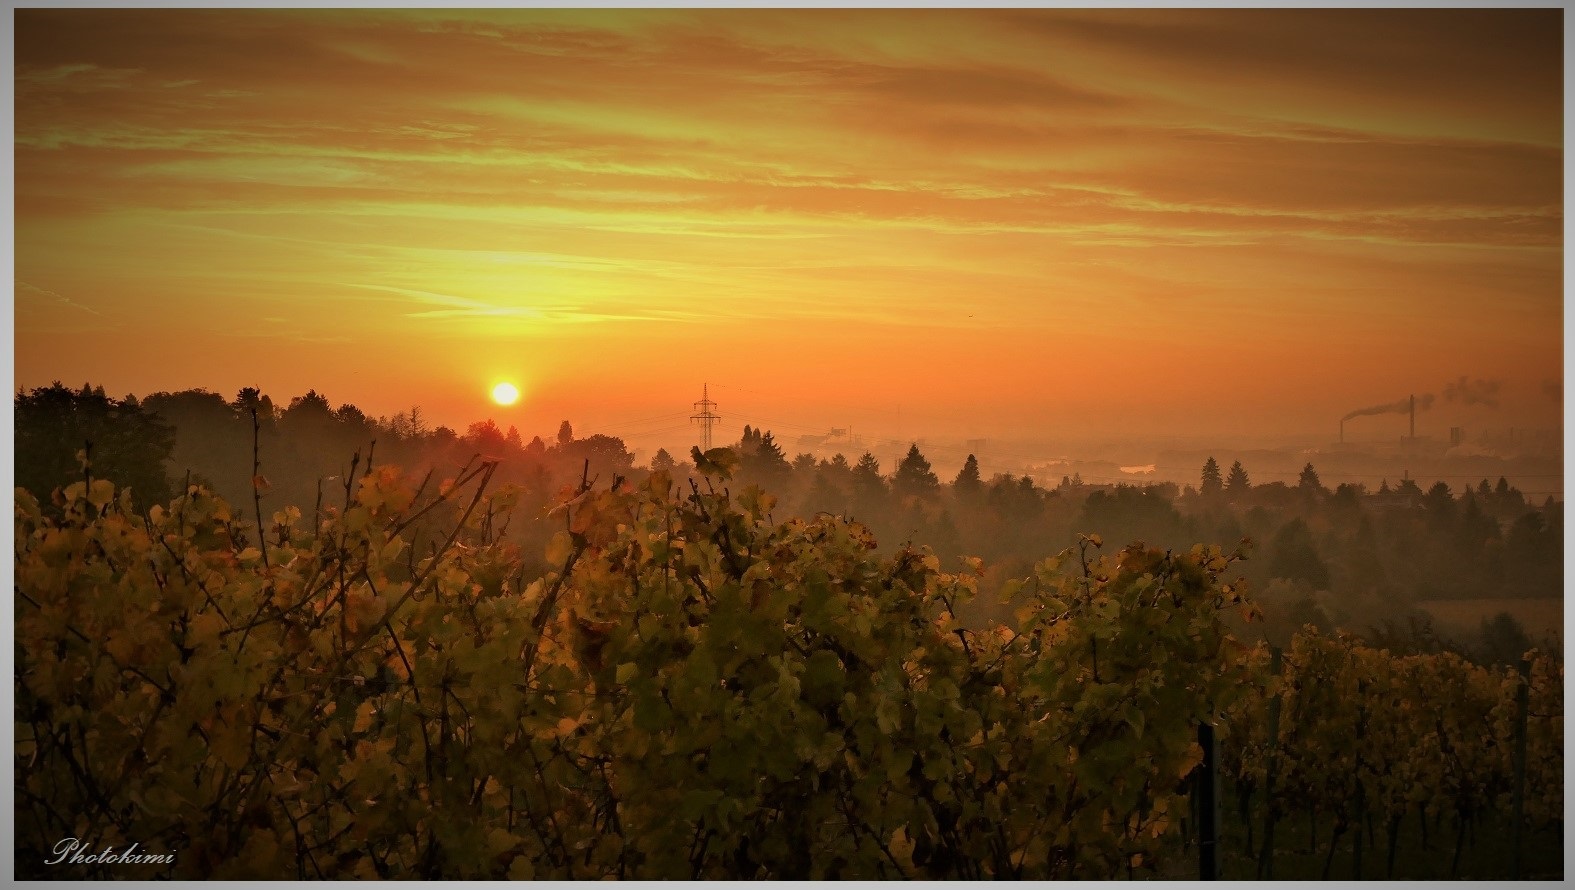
[1417,598,1564,643]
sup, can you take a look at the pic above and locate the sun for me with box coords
[491,381,520,406]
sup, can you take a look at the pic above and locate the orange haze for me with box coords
[13,9,1564,450]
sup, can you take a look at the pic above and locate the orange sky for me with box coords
[13,9,1565,449]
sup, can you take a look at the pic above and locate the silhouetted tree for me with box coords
[334,403,370,430]
[893,443,939,500]
[1078,485,1181,548]
[1423,481,1455,528]
[953,454,982,498]
[563,434,634,478]
[1226,460,1250,495]
[851,452,886,503]
[465,419,509,455]
[1297,462,1322,494]
[557,420,574,446]
[1477,612,1532,666]
[15,382,175,510]
[1200,456,1223,497]
[852,453,882,487]
[1268,518,1329,589]
[738,426,791,485]
[651,447,677,474]
[278,390,340,444]
[231,386,276,425]
[144,389,249,497]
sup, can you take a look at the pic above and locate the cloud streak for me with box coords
[11,9,1564,436]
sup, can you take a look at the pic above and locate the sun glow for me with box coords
[491,381,520,405]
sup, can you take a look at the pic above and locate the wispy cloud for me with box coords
[11,9,1563,436]
[17,279,102,316]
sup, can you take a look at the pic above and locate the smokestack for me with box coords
[1409,394,1415,438]
[1340,418,1344,444]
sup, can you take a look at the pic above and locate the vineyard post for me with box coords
[1510,656,1530,879]
[1198,720,1219,880]
[1256,645,1283,880]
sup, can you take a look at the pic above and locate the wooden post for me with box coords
[1257,646,1283,880]
[1511,657,1531,879]
[1199,720,1219,880]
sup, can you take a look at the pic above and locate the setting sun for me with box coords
[491,382,520,406]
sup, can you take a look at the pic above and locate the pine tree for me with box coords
[738,427,790,482]
[651,447,676,473]
[1200,457,1223,497]
[851,452,885,497]
[850,452,888,517]
[893,443,940,499]
[1226,460,1250,494]
[1297,462,1322,493]
[953,454,982,497]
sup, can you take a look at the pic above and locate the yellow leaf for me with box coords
[615,662,638,684]
[353,701,377,733]
[1177,741,1205,779]
[888,826,915,863]
[88,479,115,508]
[545,531,574,566]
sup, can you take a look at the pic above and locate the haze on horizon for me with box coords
[13,9,1564,448]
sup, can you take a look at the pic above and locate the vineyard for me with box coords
[13,450,1564,879]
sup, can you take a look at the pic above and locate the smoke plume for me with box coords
[1342,393,1434,423]
[1442,376,1502,407]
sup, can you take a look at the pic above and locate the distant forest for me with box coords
[16,382,1562,662]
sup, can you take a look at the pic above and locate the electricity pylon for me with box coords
[690,383,720,451]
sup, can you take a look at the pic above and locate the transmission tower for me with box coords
[690,383,720,451]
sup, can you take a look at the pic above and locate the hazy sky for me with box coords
[14,9,1564,447]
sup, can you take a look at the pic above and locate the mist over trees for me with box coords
[13,383,1563,664]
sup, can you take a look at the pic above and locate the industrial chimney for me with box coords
[1409,394,1415,439]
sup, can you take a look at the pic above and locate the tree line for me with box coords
[15,382,1561,663]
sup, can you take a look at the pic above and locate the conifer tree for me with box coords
[1226,460,1250,494]
[1200,457,1223,497]
[893,443,940,499]
[953,453,982,497]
